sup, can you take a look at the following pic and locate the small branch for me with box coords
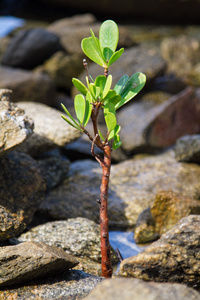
[104,67,108,78]
[91,134,104,165]
[83,59,90,82]
[116,247,124,263]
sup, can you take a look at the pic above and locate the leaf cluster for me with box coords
[61,20,146,150]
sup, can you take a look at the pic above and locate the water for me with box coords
[109,231,146,260]
[0,16,25,37]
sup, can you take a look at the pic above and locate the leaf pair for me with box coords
[112,72,146,110]
[61,92,92,131]
[81,20,124,68]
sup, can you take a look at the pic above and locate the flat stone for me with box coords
[174,134,200,163]
[0,241,78,287]
[117,87,200,152]
[0,89,34,156]
[84,278,200,300]
[11,217,117,263]
[16,101,81,156]
[39,150,200,227]
[120,215,200,288]
[0,270,102,299]
[0,66,56,105]
[0,151,46,240]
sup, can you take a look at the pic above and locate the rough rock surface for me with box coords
[39,151,200,227]
[117,87,200,152]
[11,217,117,263]
[0,66,56,105]
[84,278,200,300]
[0,89,34,156]
[16,101,81,156]
[0,241,78,287]
[120,215,200,288]
[0,270,102,300]
[0,151,46,240]
[2,28,63,69]
[134,191,200,243]
[174,134,200,163]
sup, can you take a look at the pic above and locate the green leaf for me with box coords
[105,112,117,132]
[74,94,86,124]
[115,72,146,110]
[61,103,80,127]
[108,48,124,67]
[61,115,82,131]
[113,134,122,150]
[108,124,121,141]
[99,20,119,62]
[72,78,88,96]
[102,74,112,99]
[104,102,116,116]
[84,92,93,126]
[89,83,101,100]
[114,75,129,94]
[81,30,105,67]
[98,129,105,141]
[95,75,107,95]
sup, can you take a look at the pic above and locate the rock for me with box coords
[0,241,78,287]
[117,87,200,152]
[0,89,34,156]
[0,36,11,63]
[2,28,63,69]
[38,0,200,23]
[16,101,81,156]
[35,51,84,90]
[0,66,56,105]
[0,206,26,241]
[39,150,200,227]
[72,45,166,98]
[11,217,117,263]
[0,270,102,299]
[0,151,46,240]
[36,149,70,190]
[174,134,200,163]
[161,35,200,83]
[120,215,200,288]
[134,191,200,243]
[84,278,200,300]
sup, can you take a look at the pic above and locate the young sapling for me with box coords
[61,20,146,278]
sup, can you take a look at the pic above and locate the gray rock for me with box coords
[0,89,34,156]
[0,270,102,299]
[36,149,70,190]
[0,151,46,240]
[0,241,78,287]
[117,87,200,152]
[39,150,200,227]
[84,278,200,300]
[0,66,56,105]
[174,134,200,163]
[2,28,63,69]
[120,215,200,288]
[11,217,117,263]
[72,45,166,98]
[16,101,81,156]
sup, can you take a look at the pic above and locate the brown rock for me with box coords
[0,151,46,240]
[0,89,34,156]
[84,278,200,300]
[120,215,200,288]
[0,241,78,287]
[0,66,56,105]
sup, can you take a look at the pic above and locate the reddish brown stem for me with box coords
[99,143,112,278]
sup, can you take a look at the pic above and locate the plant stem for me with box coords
[99,143,112,278]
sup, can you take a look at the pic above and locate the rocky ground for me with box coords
[1,11,200,299]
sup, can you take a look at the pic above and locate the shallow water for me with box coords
[109,231,146,260]
[0,16,25,37]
